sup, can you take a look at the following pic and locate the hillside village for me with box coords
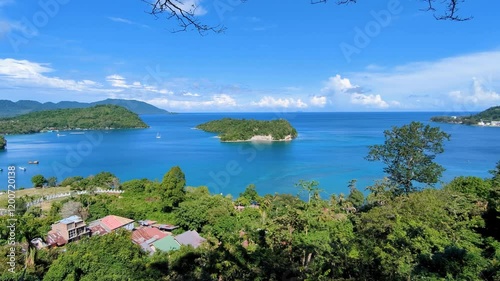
[34,214,206,254]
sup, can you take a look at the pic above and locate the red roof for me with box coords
[100,215,134,231]
[131,227,168,244]
[46,230,67,246]
[89,224,109,236]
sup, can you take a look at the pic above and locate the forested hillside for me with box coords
[0,105,148,134]
[197,118,298,141]
[0,98,169,117]
[431,106,500,125]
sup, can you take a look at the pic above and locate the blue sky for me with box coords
[0,0,499,112]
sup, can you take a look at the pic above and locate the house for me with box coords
[132,226,169,253]
[46,215,90,247]
[175,230,206,248]
[151,230,206,253]
[152,235,181,252]
[89,215,134,236]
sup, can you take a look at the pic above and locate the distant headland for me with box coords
[0,98,170,118]
[196,118,298,142]
[0,105,148,135]
[431,106,500,127]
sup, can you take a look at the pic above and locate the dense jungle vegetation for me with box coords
[0,105,148,135]
[196,118,298,142]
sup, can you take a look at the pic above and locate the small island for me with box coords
[196,118,298,142]
[431,106,500,127]
[0,105,149,135]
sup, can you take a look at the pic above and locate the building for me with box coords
[152,235,181,252]
[174,230,206,248]
[132,226,169,253]
[46,215,90,247]
[89,215,134,236]
[150,230,206,253]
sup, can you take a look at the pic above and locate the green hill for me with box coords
[431,106,500,125]
[0,105,149,135]
[196,118,298,142]
[0,98,170,118]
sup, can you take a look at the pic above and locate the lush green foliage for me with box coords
[0,98,169,118]
[43,231,156,281]
[161,166,186,211]
[62,172,120,191]
[196,118,298,141]
[431,105,500,125]
[0,105,148,135]
[366,121,450,194]
[31,174,47,188]
[0,135,5,149]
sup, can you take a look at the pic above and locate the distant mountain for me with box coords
[0,99,169,117]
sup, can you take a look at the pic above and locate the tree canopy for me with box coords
[0,105,148,135]
[196,118,298,142]
[366,121,450,194]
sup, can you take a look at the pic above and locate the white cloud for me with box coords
[183,92,201,97]
[252,96,308,108]
[106,74,173,94]
[449,78,500,107]
[322,74,357,93]
[145,94,237,110]
[350,93,389,108]
[0,58,106,92]
[310,95,327,107]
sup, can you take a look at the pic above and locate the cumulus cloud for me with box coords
[145,94,237,110]
[252,96,308,108]
[310,95,327,107]
[448,78,500,107]
[322,74,357,93]
[183,92,201,97]
[350,93,389,108]
[0,58,107,92]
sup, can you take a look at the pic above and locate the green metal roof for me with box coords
[152,235,180,252]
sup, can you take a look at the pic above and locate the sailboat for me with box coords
[156,133,161,139]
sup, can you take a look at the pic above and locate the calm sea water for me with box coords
[0,112,499,197]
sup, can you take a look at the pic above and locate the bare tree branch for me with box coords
[144,0,472,34]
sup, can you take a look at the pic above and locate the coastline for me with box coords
[221,134,295,143]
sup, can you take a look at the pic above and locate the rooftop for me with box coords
[132,227,168,245]
[152,235,180,252]
[175,230,206,248]
[58,215,83,225]
[99,215,134,231]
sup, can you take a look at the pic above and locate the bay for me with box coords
[0,112,499,197]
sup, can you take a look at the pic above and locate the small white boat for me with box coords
[57,134,66,137]
[19,167,26,171]
[156,133,161,139]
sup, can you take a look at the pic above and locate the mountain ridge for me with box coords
[0,98,169,117]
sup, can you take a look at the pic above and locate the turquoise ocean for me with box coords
[0,112,499,196]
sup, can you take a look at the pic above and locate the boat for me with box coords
[19,167,26,171]
[156,133,161,139]
[57,134,66,137]
[28,161,39,164]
